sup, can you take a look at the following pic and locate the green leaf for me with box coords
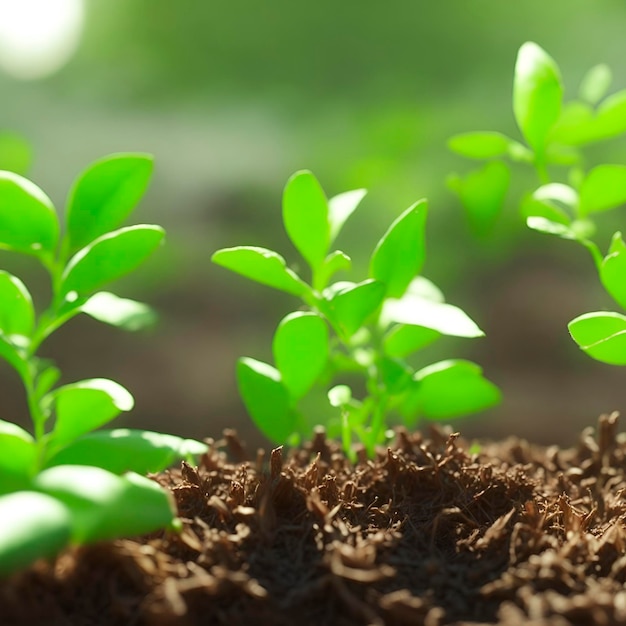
[236,357,294,443]
[0,171,59,258]
[383,324,441,358]
[45,379,134,449]
[0,133,31,176]
[0,270,35,337]
[409,360,501,420]
[0,420,37,488]
[568,312,626,365]
[579,64,612,105]
[448,161,510,236]
[526,216,578,240]
[579,165,626,216]
[66,153,154,251]
[282,170,330,272]
[600,232,626,309]
[378,356,412,394]
[448,132,512,160]
[513,42,563,154]
[591,90,626,140]
[316,250,351,289]
[33,465,176,544]
[0,491,72,576]
[80,291,157,331]
[273,312,329,400]
[0,334,29,379]
[44,428,208,474]
[326,279,386,337]
[370,200,427,298]
[328,188,367,243]
[34,365,61,401]
[381,293,484,338]
[61,225,165,297]
[212,246,309,297]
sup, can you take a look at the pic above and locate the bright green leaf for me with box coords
[579,64,612,105]
[61,225,165,297]
[381,293,484,338]
[327,279,386,337]
[0,420,36,487]
[600,232,626,309]
[569,311,626,365]
[46,379,134,449]
[448,131,512,160]
[0,492,72,576]
[0,171,59,258]
[44,428,208,474]
[273,312,328,400]
[579,165,626,216]
[80,291,157,331]
[0,270,34,337]
[526,216,578,240]
[383,324,441,358]
[328,188,367,243]
[370,200,427,298]
[236,357,294,443]
[33,465,176,544]
[0,334,29,379]
[316,250,351,289]
[591,90,626,140]
[378,356,412,394]
[282,170,330,272]
[211,246,309,297]
[513,42,563,154]
[66,153,154,251]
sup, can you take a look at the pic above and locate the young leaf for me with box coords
[447,132,512,160]
[448,162,510,236]
[212,246,309,297]
[328,188,367,243]
[381,293,484,338]
[526,216,578,240]
[513,42,563,154]
[80,292,157,331]
[33,465,176,544]
[568,311,626,365]
[409,360,501,420]
[600,232,626,309]
[370,200,427,298]
[273,312,329,400]
[236,357,294,443]
[550,101,595,145]
[66,153,154,251]
[45,379,134,448]
[0,491,72,576]
[378,356,412,394]
[316,250,351,289]
[326,279,386,337]
[0,270,35,337]
[383,324,441,358]
[579,64,612,105]
[591,90,626,141]
[61,225,165,297]
[0,172,59,258]
[579,165,626,216]
[282,170,330,272]
[44,428,208,474]
[0,420,37,485]
[0,334,29,379]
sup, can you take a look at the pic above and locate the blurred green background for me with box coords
[2,0,626,449]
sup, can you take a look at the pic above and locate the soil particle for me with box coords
[3,413,626,625]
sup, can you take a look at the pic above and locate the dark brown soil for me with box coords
[3,413,626,626]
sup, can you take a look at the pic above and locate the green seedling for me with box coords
[0,153,207,576]
[450,42,626,366]
[212,171,500,458]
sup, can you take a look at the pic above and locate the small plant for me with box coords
[0,154,207,575]
[449,42,626,366]
[212,171,500,458]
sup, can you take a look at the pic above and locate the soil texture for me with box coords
[3,413,626,626]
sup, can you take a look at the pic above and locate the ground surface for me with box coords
[3,414,626,626]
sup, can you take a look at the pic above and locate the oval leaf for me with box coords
[212,246,308,297]
[44,428,208,474]
[0,420,37,489]
[34,465,176,544]
[66,153,154,251]
[383,324,441,358]
[579,64,612,106]
[46,379,134,449]
[448,132,512,160]
[273,312,329,400]
[0,491,72,576]
[568,311,626,365]
[236,357,294,443]
[282,170,330,272]
[579,165,626,216]
[327,279,386,337]
[0,270,35,337]
[328,188,367,243]
[0,171,59,258]
[370,200,427,298]
[61,225,165,297]
[80,291,156,331]
[513,42,563,154]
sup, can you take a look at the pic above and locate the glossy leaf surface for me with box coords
[0,271,34,337]
[328,188,367,243]
[80,292,156,331]
[327,279,386,337]
[568,312,626,365]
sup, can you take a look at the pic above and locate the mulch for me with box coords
[3,413,626,626]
